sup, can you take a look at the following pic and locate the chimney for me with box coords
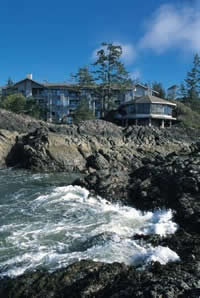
[26,73,33,80]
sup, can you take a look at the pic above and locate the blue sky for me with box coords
[0,0,200,89]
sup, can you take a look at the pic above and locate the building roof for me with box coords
[43,82,99,89]
[123,94,176,106]
[7,76,159,94]
[14,78,44,88]
[43,82,76,88]
[13,79,84,90]
[43,82,154,91]
[11,77,134,91]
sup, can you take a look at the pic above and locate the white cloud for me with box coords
[139,2,200,53]
[92,42,137,65]
[130,69,141,80]
[120,43,137,64]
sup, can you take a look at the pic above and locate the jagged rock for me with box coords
[0,129,18,168]
[2,110,200,296]
[1,258,200,297]
[6,128,87,172]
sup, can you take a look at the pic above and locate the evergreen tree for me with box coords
[73,98,95,124]
[0,93,45,119]
[24,98,45,119]
[0,93,26,114]
[5,77,15,96]
[178,83,187,101]
[152,81,166,98]
[7,77,14,87]
[92,42,132,116]
[184,53,200,100]
[71,66,95,87]
[70,66,96,116]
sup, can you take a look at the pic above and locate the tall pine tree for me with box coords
[71,66,95,87]
[73,98,95,124]
[184,53,200,100]
[152,81,166,98]
[178,83,187,101]
[92,42,132,116]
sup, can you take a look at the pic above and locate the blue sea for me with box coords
[0,168,179,277]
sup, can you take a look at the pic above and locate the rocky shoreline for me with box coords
[1,109,200,297]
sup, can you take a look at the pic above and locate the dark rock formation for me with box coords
[75,140,200,231]
[1,258,200,297]
[6,127,87,172]
[1,109,200,297]
[1,108,200,173]
[0,129,18,168]
[3,119,196,174]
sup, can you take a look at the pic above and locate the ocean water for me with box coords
[0,169,179,278]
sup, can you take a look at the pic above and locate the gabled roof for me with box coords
[14,78,44,88]
[123,94,176,106]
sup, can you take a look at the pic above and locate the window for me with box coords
[151,104,164,114]
[164,105,172,115]
[62,99,68,106]
[136,103,150,114]
[69,99,79,107]
[129,104,136,113]
[135,87,145,97]
[64,90,68,96]
[69,91,78,97]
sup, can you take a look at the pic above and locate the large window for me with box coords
[164,105,172,115]
[127,104,136,114]
[151,104,164,114]
[136,103,150,114]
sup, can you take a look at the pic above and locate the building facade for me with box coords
[2,74,159,123]
[115,94,176,128]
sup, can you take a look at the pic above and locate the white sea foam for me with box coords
[0,184,179,277]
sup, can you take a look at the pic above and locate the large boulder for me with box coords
[6,127,87,172]
[0,129,18,168]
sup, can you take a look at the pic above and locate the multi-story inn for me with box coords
[2,74,161,124]
[2,74,100,123]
